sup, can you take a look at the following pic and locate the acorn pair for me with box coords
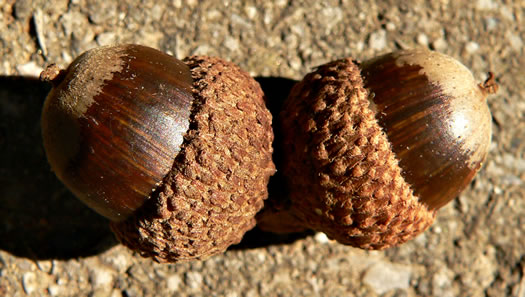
[41,44,496,262]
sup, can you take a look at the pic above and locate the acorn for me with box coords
[257,49,497,249]
[40,44,275,262]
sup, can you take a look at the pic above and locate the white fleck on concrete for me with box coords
[476,0,498,10]
[89,266,114,288]
[417,33,429,46]
[465,41,480,53]
[506,32,523,52]
[16,62,43,77]
[22,272,37,294]
[185,271,203,289]
[319,7,343,34]
[363,262,412,294]
[167,274,182,292]
[314,232,330,244]
[369,30,387,51]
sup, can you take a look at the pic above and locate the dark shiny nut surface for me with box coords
[41,44,194,221]
[361,49,494,210]
[258,49,496,250]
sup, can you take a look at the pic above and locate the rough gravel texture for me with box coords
[1,1,524,297]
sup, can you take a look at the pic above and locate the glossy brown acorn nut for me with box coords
[41,45,193,221]
[41,44,275,262]
[360,50,495,210]
[258,49,496,249]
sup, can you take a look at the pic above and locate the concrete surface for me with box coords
[0,0,523,296]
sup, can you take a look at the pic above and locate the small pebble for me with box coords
[104,252,130,273]
[166,274,182,292]
[123,288,140,297]
[13,0,33,19]
[314,232,330,244]
[245,6,257,19]
[127,264,149,283]
[22,272,37,294]
[36,260,53,273]
[500,5,515,21]
[87,1,117,24]
[484,17,498,31]
[417,33,429,46]
[320,7,343,32]
[186,0,197,7]
[506,32,523,52]
[288,56,302,71]
[16,61,43,77]
[224,37,240,52]
[47,284,62,296]
[89,267,114,288]
[369,30,387,51]
[96,32,117,46]
[432,267,452,289]
[60,11,88,37]
[363,262,411,294]
[502,154,525,171]
[476,0,498,10]
[356,41,365,52]
[185,271,203,289]
[150,4,163,21]
[465,41,480,54]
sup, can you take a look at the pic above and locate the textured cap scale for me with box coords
[41,44,275,263]
[273,59,435,249]
[111,56,275,262]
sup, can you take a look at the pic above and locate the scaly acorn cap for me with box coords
[110,56,275,262]
[273,58,435,249]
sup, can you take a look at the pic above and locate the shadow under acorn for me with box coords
[231,77,316,251]
[0,75,116,260]
[0,74,308,260]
